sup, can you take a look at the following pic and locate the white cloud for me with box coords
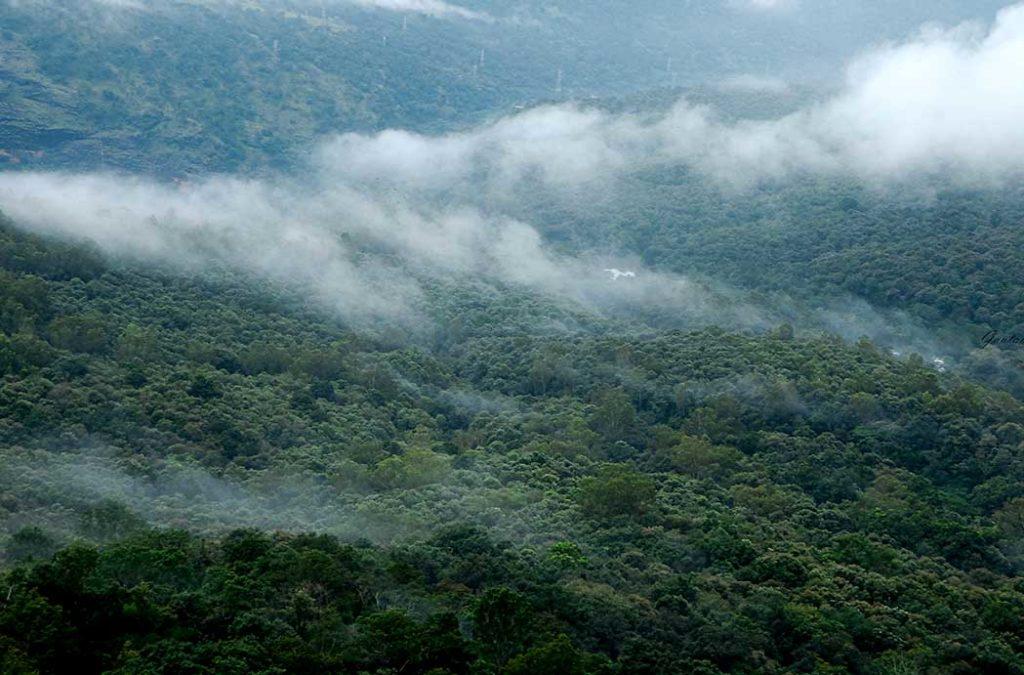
[1,3,1022,334]
[718,74,790,93]
[729,0,797,11]
[345,0,488,21]
[0,167,769,332]
[320,3,1024,189]
[4,0,490,21]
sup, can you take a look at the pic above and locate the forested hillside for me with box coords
[4,1,1024,673]
[3,212,1024,673]
[532,178,1024,343]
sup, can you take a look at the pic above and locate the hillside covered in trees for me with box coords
[3,212,1024,672]
[4,1,1024,673]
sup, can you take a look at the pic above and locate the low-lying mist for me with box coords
[320,2,1024,192]
[0,442,557,547]
[8,0,490,20]
[2,4,1021,347]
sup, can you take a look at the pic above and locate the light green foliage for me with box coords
[546,541,588,571]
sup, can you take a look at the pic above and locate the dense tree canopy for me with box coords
[1,216,1024,673]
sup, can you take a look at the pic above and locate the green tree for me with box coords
[589,389,636,442]
[577,464,656,518]
[47,314,110,353]
[472,587,536,667]
[506,634,611,675]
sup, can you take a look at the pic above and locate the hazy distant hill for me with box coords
[0,0,1010,174]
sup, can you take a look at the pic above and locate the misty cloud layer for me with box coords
[732,0,796,11]
[346,0,487,20]
[0,442,565,544]
[322,3,1024,191]
[1,4,1022,336]
[24,0,490,20]
[0,169,777,334]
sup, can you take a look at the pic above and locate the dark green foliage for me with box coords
[541,178,1024,368]
[576,464,657,518]
[2,216,1024,673]
[4,527,57,565]
[47,314,110,354]
[2,3,1024,669]
[77,500,146,542]
[506,634,613,675]
[186,373,222,400]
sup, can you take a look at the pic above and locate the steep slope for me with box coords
[1,218,1024,673]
